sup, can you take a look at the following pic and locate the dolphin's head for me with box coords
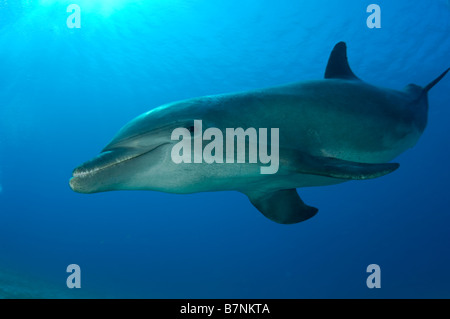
[69,97,214,194]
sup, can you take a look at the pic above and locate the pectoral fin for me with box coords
[245,189,318,224]
[283,151,400,180]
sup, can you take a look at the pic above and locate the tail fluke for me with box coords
[424,68,450,93]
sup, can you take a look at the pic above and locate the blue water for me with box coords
[0,0,449,298]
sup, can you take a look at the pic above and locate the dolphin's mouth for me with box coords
[72,149,140,179]
[70,143,168,193]
[72,144,168,178]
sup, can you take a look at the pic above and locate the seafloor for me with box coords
[0,268,92,299]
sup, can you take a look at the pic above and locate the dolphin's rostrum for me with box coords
[70,42,449,224]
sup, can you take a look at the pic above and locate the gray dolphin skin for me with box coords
[70,42,449,224]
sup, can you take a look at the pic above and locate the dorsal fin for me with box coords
[324,42,360,81]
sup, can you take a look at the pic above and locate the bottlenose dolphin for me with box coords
[70,42,449,224]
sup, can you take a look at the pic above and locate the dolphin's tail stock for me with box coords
[404,68,449,102]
